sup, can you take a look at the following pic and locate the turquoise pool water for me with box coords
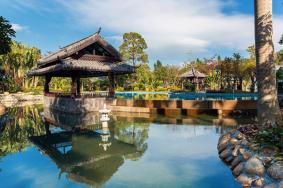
[0,105,246,188]
[115,92,258,100]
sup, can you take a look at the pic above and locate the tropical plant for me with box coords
[0,16,15,55]
[0,41,42,92]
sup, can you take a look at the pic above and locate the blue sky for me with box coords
[0,0,283,65]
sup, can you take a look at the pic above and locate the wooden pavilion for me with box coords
[28,31,134,97]
[180,67,206,91]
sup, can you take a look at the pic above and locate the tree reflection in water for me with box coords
[0,105,45,157]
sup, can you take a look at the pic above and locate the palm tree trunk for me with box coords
[254,0,282,125]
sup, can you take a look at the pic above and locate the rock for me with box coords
[236,174,253,187]
[278,180,283,188]
[220,148,232,159]
[263,183,277,188]
[231,155,244,169]
[241,139,249,146]
[218,133,231,146]
[232,145,240,157]
[225,156,234,163]
[261,146,280,157]
[229,138,238,145]
[245,156,265,176]
[236,132,244,140]
[218,142,228,153]
[233,162,245,177]
[254,178,264,187]
[231,130,242,138]
[267,161,283,180]
[239,148,252,160]
[261,156,273,166]
[248,143,260,152]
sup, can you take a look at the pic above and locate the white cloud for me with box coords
[11,23,25,31]
[59,0,283,63]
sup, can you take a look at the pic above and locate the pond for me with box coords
[0,105,254,188]
[115,91,258,100]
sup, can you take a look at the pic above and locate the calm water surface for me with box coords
[0,105,249,188]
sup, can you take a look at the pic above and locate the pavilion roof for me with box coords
[27,57,134,77]
[179,67,206,78]
[38,33,121,66]
[27,32,134,77]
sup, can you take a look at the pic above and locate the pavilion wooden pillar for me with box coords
[108,73,115,97]
[44,75,52,94]
[71,76,80,97]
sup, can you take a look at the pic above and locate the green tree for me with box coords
[134,63,152,91]
[0,16,15,55]
[153,60,168,84]
[119,32,148,66]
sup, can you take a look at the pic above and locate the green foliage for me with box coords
[0,106,45,157]
[49,77,71,92]
[154,60,168,84]
[0,16,15,55]
[0,41,42,92]
[119,32,148,66]
[275,50,283,65]
[183,81,195,91]
[256,124,283,149]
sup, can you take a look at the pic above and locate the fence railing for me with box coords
[45,91,112,98]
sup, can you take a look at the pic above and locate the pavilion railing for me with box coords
[45,91,112,98]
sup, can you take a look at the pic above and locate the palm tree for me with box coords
[254,0,282,125]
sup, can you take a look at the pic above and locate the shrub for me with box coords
[256,123,283,150]
[116,87,124,92]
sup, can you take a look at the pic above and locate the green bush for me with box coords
[116,87,124,92]
[256,123,283,150]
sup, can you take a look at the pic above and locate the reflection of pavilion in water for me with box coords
[30,108,149,187]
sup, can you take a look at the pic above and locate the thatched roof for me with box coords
[28,32,134,77]
[180,67,206,78]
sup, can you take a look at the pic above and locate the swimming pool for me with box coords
[115,91,258,100]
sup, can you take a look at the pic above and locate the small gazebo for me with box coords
[180,67,206,91]
[28,31,134,96]
[28,31,134,113]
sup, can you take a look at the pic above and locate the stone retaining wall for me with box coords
[44,95,115,113]
[112,99,257,117]
[218,130,283,187]
[0,93,43,107]
[43,96,257,115]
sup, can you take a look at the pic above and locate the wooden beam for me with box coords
[77,76,81,95]
[44,75,52,94]
[79,54,121,62]
[71,76,79,96]
[108,73,115,97]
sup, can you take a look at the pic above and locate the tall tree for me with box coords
[119,32,148,66]
[0,16,15,55]
[153,60,168,84]
[254,0,282,125]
